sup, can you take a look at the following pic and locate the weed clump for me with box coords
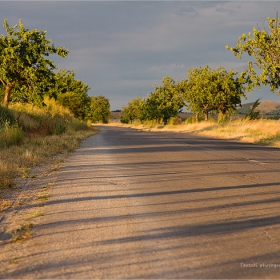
[0,121,24,148]
[0,106,24,148]
[10,223,34,242]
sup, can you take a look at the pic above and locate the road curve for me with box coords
[2,125,280,278]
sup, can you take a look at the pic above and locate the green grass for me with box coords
[0,121,24,148]
[10,223,34,243]
[24,211,44,219]
[37,194,49,201]
[9,255,20,265]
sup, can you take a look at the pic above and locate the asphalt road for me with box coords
[2,125,280,278]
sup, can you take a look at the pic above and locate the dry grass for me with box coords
[192,119,280,147]
[112,118,280,148]
[0,99,99,189]
[0,128,98,189]
[0,199,12,212]
[0,100,99,250]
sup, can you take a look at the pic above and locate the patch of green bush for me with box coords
[0,121,24,148]
[69,118,89,131]
[185,117,197,124]
[168,117,182,125]
[0,105,15,126]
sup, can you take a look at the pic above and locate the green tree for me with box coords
[53,69,91,120]
[142,76,185,124]
[89,96,111,123]
[184,65,247,121]
[226,13,280,94]
[0,18,68,107]
[58,92,90,120]
[53,69,90,98]
[120,97,144,124]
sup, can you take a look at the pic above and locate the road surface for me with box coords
[1,125,280,278]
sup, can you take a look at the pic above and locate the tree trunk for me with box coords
[3,85,12,107]
[204,110,208,121]
[196,112,199,123]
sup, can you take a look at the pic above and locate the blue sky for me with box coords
[1,1,280,110]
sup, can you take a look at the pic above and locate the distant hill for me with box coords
[238,100,280,115]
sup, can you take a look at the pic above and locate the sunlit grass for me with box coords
[113,118,280,147]
[0,128,98,188]
[192,119,280,147]
[0,99,98,189]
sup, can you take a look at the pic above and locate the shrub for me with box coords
[142,119,157,127]
[69,119,89,131]
[0,105,15,126]
[120,115,130,124]
[185,117,197,124]
[168,117,182,125]
[0,121,24,148]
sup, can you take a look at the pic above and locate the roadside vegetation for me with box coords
[117,117,280,147]
[0,12,280,248]
[0,98,98,190]
[2,12,280,194]
[0,18,111,191]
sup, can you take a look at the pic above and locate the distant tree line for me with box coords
[121,66,248,124]
[121,13,280,124]
[0,19,110,123]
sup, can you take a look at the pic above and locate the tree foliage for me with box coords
[0,18,68,107]
[226,13,280,94]
[57,92,90,120]
[54,69,91,119]
[0,19,112,124]
[89,96,111,123]
[120,97,144,124]
[53,69,90,98]
[184,65,247,121]
[142,76,185,124]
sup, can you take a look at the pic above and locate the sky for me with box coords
[1,1,280,110]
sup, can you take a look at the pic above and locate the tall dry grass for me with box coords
[114,118,280,147]
[194,118,280,146]
[0,99,98,189]
[10,97,89,136]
